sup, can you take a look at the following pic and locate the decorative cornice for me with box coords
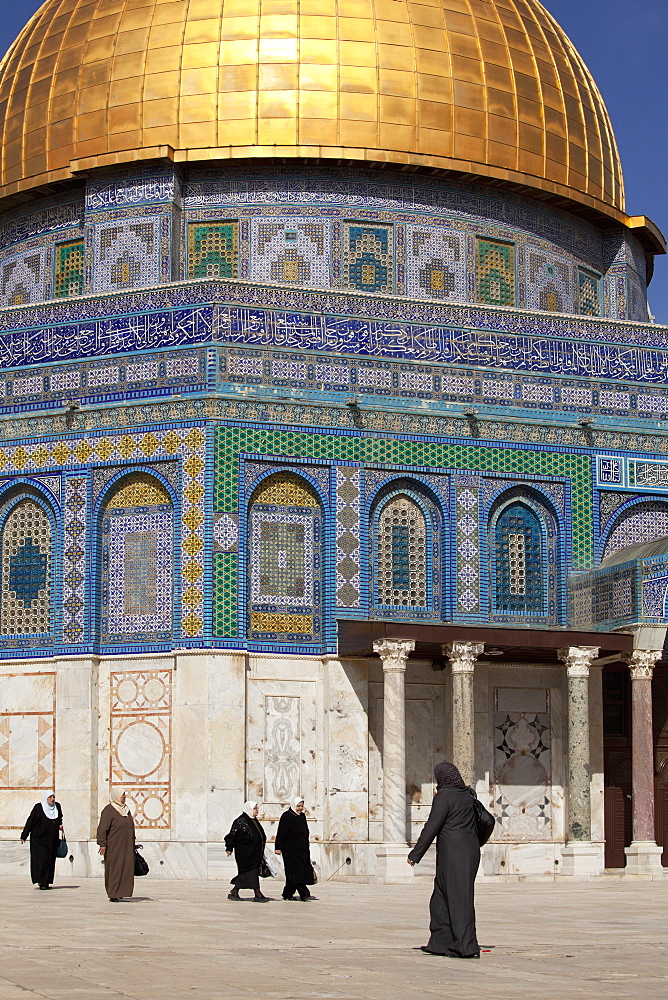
[443,641,485,673]
[373,638,415,672]
[622,648,661,680]
[558,645,600,677]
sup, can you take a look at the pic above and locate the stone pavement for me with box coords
[0,876,666,1000]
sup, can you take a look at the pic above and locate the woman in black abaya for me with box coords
[225,801,269,901]
[20,792,63,890]
[408,762,480,959]
[274,796,315,901]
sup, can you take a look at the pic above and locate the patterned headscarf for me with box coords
[434,761,467,790]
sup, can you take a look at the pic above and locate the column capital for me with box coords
[373,638,415,671]
[443,641,484,673]
[622,648,661,680]
[557,645,599,677]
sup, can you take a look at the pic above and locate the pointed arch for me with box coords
[489,489,560,623]
[370,480,442,618]
[602,499,668,562]
[99,472,174,643]
[0,490,55,636]
[247,471,323,641]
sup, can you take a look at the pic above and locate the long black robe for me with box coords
[96,805,135,899]
[225,813,266,890]
[21,802,63,886]
[408,787,480,958]
[275,808,313,894]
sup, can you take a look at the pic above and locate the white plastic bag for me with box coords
[263,848,280,877]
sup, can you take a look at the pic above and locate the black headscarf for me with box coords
[434,761,467,790]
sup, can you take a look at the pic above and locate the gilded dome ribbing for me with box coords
[0,0,624,215]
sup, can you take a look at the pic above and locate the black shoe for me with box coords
[253,895,270,902]
[109,898,121,902]
[282,895,295,900]
[38,885,49,890]
[300,895,315,901]
[420,946,447,956]
[227,892,241,900]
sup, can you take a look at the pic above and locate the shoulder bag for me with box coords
[471,794,496,846]
[134,845,149,876]
[56,835,68,859]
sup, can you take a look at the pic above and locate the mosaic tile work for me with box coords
[578,269,601,316]
[101,476,173,642]
[54,240,84,299]
[213,553,237,637]
[215,428,593,574]
[376,495,427,608]
[251,219,330,288]
[603,501,668,560]
[525,251,573,313]
[343,223,393,294]
[477,239,514,307]
[213,512,239,553]
[63,477,86,644]
[92,217,163,292]
[0,247,48,306]
[494,502,543,615]
[110,669,172,830]
[248,473,322,641]
[0,428,206,646]
[406,226,466,302]
[335,466,361,609]
[598,491,637,532]
[456,482,481,615]
[1,499,51,635]
[188,222,238,279]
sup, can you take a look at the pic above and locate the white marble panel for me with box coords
[497,687,548,713]
[0,671,54,714]
[325,658,369,843]
[207,653,246,843]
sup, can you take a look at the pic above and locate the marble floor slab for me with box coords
[0,876,666,999]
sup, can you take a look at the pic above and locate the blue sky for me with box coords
[1,0,666,321]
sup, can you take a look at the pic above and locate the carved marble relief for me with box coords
[109,669,172,829]
[493,687,553,841]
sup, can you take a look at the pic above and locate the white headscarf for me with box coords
[243,800,258,818]
[41,792,58,820]
[292,796,304,812]
[110,788,130,816]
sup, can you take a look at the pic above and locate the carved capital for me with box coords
[558,645,599,678]
[622,648,661,681]
[374,638,415,672]
[443,641,485,673]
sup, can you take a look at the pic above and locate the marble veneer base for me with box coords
[623,841,664,875]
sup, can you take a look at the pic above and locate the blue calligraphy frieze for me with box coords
[222,306,668,383]
[0,306,213,368]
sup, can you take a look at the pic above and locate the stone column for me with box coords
[558,645,603,876]
[443,641,484,787]
[622,649,664,874]
[373,638,414,882]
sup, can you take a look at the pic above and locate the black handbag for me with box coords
[305,863,317,886]
[471,794,496,846]
[134,846,149,876]
[259,858,272,878]
[56,837,68,859]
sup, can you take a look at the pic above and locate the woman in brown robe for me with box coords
[97,789,135,902]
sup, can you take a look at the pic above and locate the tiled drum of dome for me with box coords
[188,222,238,279]
[1,500,51,635]
[93,218,162,292]
[248,473,321,640]
[406,226,466,302]
[54,240,84,299]
[251,219,330,288]
[526,252,573,313]
[577,269,601,316]
[101,477,173,643]
[476,238,515,307]
[0,248,48,306]
[343,223,393,294]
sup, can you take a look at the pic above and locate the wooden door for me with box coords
[603,751,632,868]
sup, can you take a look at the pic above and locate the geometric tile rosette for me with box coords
[0,426,207,641]
[110,669,172,829]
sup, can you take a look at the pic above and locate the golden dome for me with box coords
[0,0,625,216]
